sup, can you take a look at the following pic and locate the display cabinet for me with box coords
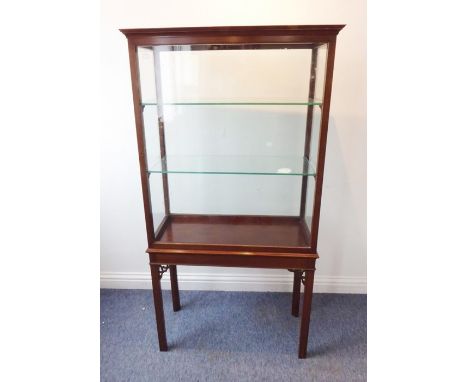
[121,25,344,358]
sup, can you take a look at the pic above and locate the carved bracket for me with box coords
[287,269,306,285]
[158,265,169,280]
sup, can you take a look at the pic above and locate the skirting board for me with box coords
[100,271,366,294]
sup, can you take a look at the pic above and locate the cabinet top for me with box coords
[120,25,345,38]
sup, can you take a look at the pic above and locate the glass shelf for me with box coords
[148,155,315,176]
[141,100,322,106]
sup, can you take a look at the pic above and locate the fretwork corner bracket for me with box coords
[287,269,315,285]
[158,265,169,279]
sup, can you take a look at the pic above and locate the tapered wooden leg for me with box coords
[150,264,168,351]
[291,270,301,317]
[298,268,316,358]
[169,265,181,312]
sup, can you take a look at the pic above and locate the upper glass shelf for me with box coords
[148,155,315,176]
[141,100,322,106]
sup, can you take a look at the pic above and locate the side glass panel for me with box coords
[142,104,165,230]
[305,44,328,235]
[137,47,156,102]
[138,47,165,231]
[304,105,322,233]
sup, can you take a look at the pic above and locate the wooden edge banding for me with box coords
[120,25,346,37]
[120,25,346,47]
[147,247,318,259]
[149,257,316,270]
[148,242,319,255]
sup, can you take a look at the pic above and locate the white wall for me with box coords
[101,0,366,293]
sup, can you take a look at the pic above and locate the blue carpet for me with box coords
[101,289,366,381]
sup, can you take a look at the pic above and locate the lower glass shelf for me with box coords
[141,100,322,106]
[155,214,311,248]
[148,155,315,176]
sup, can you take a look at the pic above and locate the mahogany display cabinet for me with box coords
[120,25,344,358]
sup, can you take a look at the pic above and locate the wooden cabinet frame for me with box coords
[121,25,344,359]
